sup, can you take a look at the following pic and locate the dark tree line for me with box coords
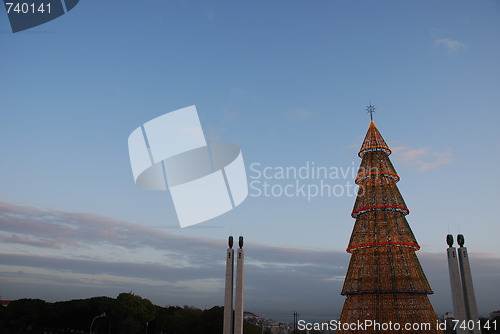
[0,292,261,334]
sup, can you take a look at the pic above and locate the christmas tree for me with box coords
[339,111,441,333]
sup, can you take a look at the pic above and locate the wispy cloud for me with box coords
[391,146,453,172]
[204,106,239,142]
[0,201,346,319]
[207,10,216,21]
[204,125,224,142]
[1,201,499,320]
[434,38,467,53]
[283,109,313,120]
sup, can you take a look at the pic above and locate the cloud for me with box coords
[434,38,467,53]
[181,125,204,138]
[0,201,347,319]
[0,234,83,249]
[1,201,499,321]
[391,146,453,172]
[204,125,224,142]
[207,10,216,21]
[204,106,239,142]
[283,109,313,120]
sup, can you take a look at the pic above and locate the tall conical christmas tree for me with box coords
[339,112,441,333]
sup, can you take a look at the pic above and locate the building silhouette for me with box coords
[338,116,441,333]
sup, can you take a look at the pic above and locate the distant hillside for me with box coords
[0,292,262,334]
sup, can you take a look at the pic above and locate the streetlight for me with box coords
[90,312,107,334]
[293,311,299,334]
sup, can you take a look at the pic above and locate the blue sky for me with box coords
[1,0,499,322]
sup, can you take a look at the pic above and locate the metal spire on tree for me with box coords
[366,104,375,120]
